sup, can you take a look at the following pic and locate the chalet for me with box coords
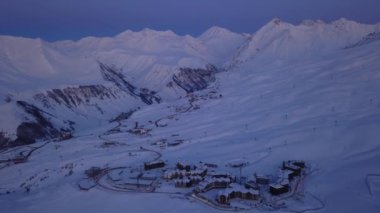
[188,168,207,177]
[269,183,289,195]
[217,184,259,205]
[164,167,207,180]
[189,175,203,184]
[198,177,231,192]
[210,172,235,181]
[282,161,301,176]
[177,162,196,171]
[164,170,180,179]
[144,160,165,170]
[255,174,270,184]
[174,178,192,188]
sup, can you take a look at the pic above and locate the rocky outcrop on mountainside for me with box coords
[345,32,380,49]
[99,62,161,105]
[33,85,121,109]
[172,64,218,93]
[14,101,63,145]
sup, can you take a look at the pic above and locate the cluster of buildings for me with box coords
[81,157,308,210]
[163,162,262,205]
[207,160,306,206]
[136,159,306,208]
[164,162,208,188]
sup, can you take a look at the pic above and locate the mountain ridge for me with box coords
[1,18,380,147]
[1,18,379,87]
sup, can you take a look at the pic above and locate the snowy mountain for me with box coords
[0,26,247,144]
[1,18,380,213]
[198,26,249,65]
[229,18,380,68]
[1,18,379,145]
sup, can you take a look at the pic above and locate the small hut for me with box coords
[144,160,165,170]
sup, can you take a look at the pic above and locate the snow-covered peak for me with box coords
[331,17,354,26]
[229,18,379,66]
[300,19,326,26]
[1,18,380,92]
[198,26,248,65]
[199,26,239,40]
[329,18,373,32]
[265,18,293,28]
[116,28,178,39]
[269,17,284,25]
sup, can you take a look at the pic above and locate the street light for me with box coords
[226,158,249,184]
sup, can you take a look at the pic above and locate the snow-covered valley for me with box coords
[1,18,380,213]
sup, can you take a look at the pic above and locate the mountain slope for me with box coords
[1,20,380,212]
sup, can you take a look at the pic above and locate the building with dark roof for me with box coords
[217,184,260,205]
[144,160,165,170]
[269,182,289,195]
[255,174,270,184]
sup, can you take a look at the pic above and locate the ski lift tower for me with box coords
[226,158,249,184]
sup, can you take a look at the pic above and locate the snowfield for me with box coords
[1,18,380,213]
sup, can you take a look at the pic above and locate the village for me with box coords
[78,157,308,211]
[70,83,312,211]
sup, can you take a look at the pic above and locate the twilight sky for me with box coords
[1,0,380,41]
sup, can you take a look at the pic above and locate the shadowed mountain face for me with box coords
[172,64,218,93]
[2,63,164,147]
[99,62,161,105]
[34,85,119,109]
[2,60,220,148]
[15,101,60,145]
